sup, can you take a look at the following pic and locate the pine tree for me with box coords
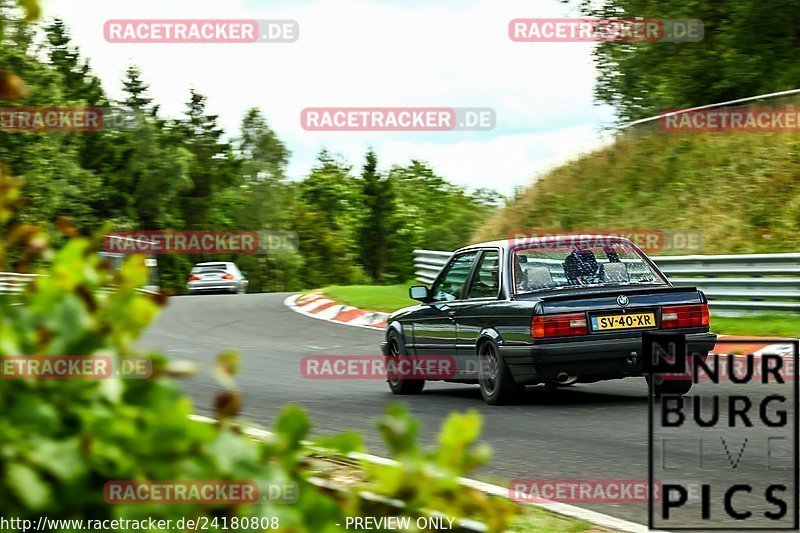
[178,90,238,230]
[357,149,396,282]
[122,65,152,111]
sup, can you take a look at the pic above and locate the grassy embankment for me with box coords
[473,126,800,253]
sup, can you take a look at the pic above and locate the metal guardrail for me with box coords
[414,250,454,286]
[0,272,159,296]
[618,87,800,129]
[0,272,41,294]
[413,249,800,314]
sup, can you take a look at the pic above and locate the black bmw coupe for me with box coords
[381,236,716,405]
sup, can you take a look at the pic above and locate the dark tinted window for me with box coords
[192,264,228,273]
[467,251,500,299]
[431,252,478,301]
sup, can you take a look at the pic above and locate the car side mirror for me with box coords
[409,285,431,302]
[241,271,248,277]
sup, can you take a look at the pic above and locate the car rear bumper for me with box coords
[188,281,238,293]
[499,331,717,384]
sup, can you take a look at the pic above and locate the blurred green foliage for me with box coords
[0,212,518,531]
[366,405,517,532]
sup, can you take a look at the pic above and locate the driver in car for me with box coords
[563,248,599,285]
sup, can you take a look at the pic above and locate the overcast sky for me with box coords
[40,0,616,194]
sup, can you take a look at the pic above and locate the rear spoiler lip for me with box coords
[533,285,700,303]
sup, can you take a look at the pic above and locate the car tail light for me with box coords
[221,273,233,279]
[661,304,709,329]
[532,312,588,338]
[188,275,200,281]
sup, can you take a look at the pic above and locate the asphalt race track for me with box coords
[139,293,797,528]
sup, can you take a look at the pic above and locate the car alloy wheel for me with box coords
[387,337,402,388]
[386,332,425,395]
[479,343,499,396]
[478,340,524,405]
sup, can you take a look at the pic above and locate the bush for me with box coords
[0,179,518,531]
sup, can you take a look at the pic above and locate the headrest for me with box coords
[602,262,629,283]
[522,265,554,289]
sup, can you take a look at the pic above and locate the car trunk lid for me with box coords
[530,286,707,335]
[533,286,703,314]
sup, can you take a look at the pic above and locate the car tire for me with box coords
[386,331,425,395]
[646,375,693,397]
[478,340,524,405]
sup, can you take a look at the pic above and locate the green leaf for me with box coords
[311,432,363,455]
[274,404,311,447]
[6,463,51,510]
[203,428,259,474]
[28,439,87,482]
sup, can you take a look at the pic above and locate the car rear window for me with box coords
[192,264,228,273]
[512,240,666,294]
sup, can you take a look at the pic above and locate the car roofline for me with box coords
[454,235,638,255]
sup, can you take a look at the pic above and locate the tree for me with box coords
[176,90,238,230]
[233,108,292,230]
[299,150,360,231]
[44,18,104,106]
[357,149,397,282]
[121,65,152,111]
[390,161,498,250]
[0,0,37,100]
[576,0,800,122]
[239,107,289,181]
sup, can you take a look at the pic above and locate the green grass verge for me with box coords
[711,314,800,338]
[508,507,595,533]
[320,283,417,313]
[320,284,799,338]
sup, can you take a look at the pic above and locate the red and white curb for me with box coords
[713,335,797,357]
[189,414,656,533]
[284,292,389,330]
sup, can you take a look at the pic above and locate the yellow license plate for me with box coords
[591,313,655,331]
